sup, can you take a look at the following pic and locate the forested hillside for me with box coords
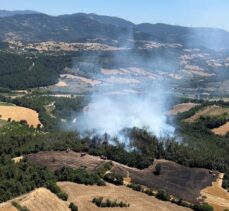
[0,13,229,50]
[0,52,72,89]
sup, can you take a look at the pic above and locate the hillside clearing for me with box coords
[212,122,229,136]
[168,103,199,115]
[201,173,229,211]
[0,188,69,211]
[58,182,192,211]
[0,105,41,128]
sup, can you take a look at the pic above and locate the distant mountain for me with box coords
[135,23,229,50]
[0,10,40,17]
[0,12,229,50]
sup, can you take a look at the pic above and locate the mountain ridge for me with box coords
[0,10,40,17]
[0,11,229,50]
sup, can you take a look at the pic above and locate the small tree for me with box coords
[69,202,78,211]
[193,203,214,211]
[153,164,161,176]
[156,190,170,201]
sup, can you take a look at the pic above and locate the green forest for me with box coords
[0,52,72,89]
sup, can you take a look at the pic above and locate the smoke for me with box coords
[76,81,175,139]
[187,27,229,51]
[72,30,179,140]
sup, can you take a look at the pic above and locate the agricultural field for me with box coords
[201,173,229,211]
[212,122,229,136]
[27,151,216,202]
[58,182,192,211]
[168,103,199,115]
[26,151,106,172]
[0,188,69,211]
[0,105,42,128]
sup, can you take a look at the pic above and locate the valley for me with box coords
[0,8,228,211]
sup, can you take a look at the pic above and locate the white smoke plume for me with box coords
[73,33,178,139]
[76,83,175,138]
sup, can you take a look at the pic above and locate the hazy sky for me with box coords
[1,0,229,30]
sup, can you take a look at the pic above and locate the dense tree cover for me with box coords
[0,52,71,89]
[53,96,88,119]
[92,197,130,208]
[55,167,105,186]
[103,173,123,185]
[0,158,64,203]
[198,115,228,129]
[193,204,214,211]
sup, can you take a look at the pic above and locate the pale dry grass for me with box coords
[58,182,192,211]
[0,188,69,211]
[212,122,229,136]
[0,106,42,128]
[168,103,199,115]
[201,173,229,211]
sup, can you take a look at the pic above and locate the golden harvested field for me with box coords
[201,173,229,211]
[58,182,192,211]
[0,188,69,211]
[0,105,41,128]
[185,105,229,123]
[168,103,199,115]
[212,122,229,136]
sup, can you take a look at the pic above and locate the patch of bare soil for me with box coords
[0,188,69,211]
[201,173,229,211]
[26,151,106,171]
[27,152,215,202]
[212,122,229,136]
[58,182,192,211]
[0,105,42,128]
[168,103,199,115]
[55,80,68,87]
[12,156,23,163]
